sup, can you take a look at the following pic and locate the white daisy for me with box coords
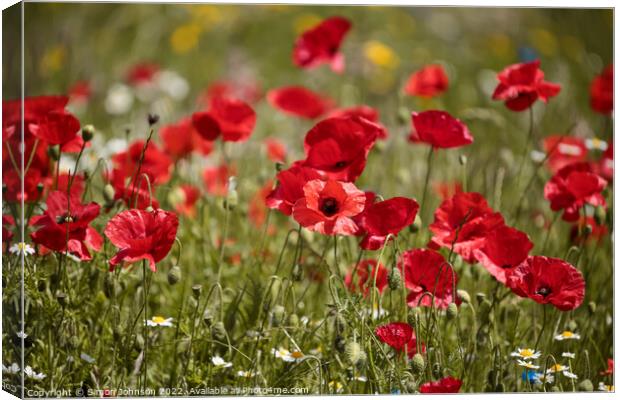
[511,348,541,359]
[9,242,35,256]
[272,347,305,363]
[533,372,554,385]
[517,359,540,369]
[598,382,614,392]
[211,356,232,368]
[546,364,569,374]
[562,370,578,379]
[2,363,20,374]
[24,366,46,380]
[16,331,28,339]
[146,316,174,327]
[585,138,608,151]
[562,352,575,359]
[554,331,580,341]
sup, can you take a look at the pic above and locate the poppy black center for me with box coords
[500,264,512,269]
[320,197,339,217]
[334,160,347,169]
[56,213,76,224]
[536,286,551,297]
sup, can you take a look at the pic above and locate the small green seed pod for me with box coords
[167,266,181,285]
[103,184,116,204]
[202,309,214,327]
[476,292,486,304]
[81,125,95,142]
[388,268,402,291]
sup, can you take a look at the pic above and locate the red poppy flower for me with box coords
[409,110,473,149]
[420,377,463,393]
[404,64,449,98]
[3,169,44,203]
[171,185,201,217]
[429,192,504,263]
[293,16,351,73]
[68,80,92,104]
[267,86,334,119]
[265,165,322,216]
[544,162,607,222]
[104,208,179,271]
[542,135,588,173]
[433,181,463,201]
[358,197,419,250]
[126,62,159,86]
[249,180,275,232]
[492,60,561,111]
[45,172,85,199]
[192,97,256,142]
[399,248,457,309]
[200,79,262,105]
[203,164,236,197]
[30,191,102,260]
[595,141,613,181]
[292,179,365,236]
[505,255,585,311]
[600,359,613,376]
[60,134,91,153]
[3,95,80,145]
[375,322,424,359]
[107,168,160,210]
[590,64,613,114]
[570,216,609,244]
[161,118,214,160]
[473,225,533,284]
[2,215,15,246]
[264,138,287,162]
[327,105,388,139]
[300,116,382,182]
[112,140,173,185]
[344,259,388,296]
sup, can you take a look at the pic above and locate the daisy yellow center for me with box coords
[520,349,535,357]
[17,242,27,250]
[550,364,563,372]
[592,138,602,148]
[152,316,166,324]
[561,331,574,338]
[291,351,304,359]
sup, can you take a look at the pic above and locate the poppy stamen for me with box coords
[536,286,552,297]
[319,197,339,217]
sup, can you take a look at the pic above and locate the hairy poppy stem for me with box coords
[419,147,434,223]
[514,107,535,193]
[534,305,547,351]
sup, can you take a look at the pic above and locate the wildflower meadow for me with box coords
[1,3,614,397]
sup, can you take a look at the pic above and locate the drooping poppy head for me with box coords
[398,248,458,309]
[473,225,533,284]
[505,255,585,311]
[544,162,607,222]
[293,16,351,73]
[542,135,588,173]
[404,64,449,98]
[267,86,334,119]
[327,105,388,139]
[300,116,382,181]
[192,97,256,142]
[104,208,179,272]
[112,140,173,185]
[590,64,613,114]
[292,179,366,236]
[3,95,80,145]
[429,192,505,263]
[161,117,214,160]
[344,259,388,296]
[409,110,473,149]
[492,60,561,111]
[358,197,419,250]
[265,165,323,216]
[420,377,463,393]
[264,138,287,162]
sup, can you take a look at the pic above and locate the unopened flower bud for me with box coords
[56,291,67,307]
[287,313,299,328]
[202,309,213,327]
[446,303,458,320]
[134,335,145,350]
[476,292,486,304]
[577,379,593,391]
[568,319,578,332]
[410,353,425,374]
[388,268,402,290]
[582,224,593,238]
[459,154,468,165]
[588,301,597,315]
[408,214,422,233]
[457,289,471,304]
[167,265,181,285]
[432,363,442,379]
[292,263,303,281]
[191,284,202,299]
[397,107,410,125]
[271,305,285,327]
[211,321,227,341]
[81,125,95,142]
[103,184,115,204]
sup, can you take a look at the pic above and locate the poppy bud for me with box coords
[103,184,115,204]
[446,303,458,320]
[211,321,227,342]
[335,314,347,335]
[147,113,160,126]
[397,106,410,125]
[457,289,471,304]
[167,266,181,285]
[202,309,213,327]
[56,291,67,307]
[407,307,421,326]
[275,162,285,172]
[345,341,363,365]
[81,125,95,142]
[577,379,593,391]
[134,335,145,350]
[588,301,597,315]
[459,154,468,165]
[47,145,60,161]
[191,284,202,299]
[476,292,486,304]
[567,319,578,331]
[408,214,422,233]
[145,206,154,212]
[291,263,303,281]
[287,313,299,328]
[271,305,285,327]
[479,299,493,324]
[37,183,44,193]
[388,268,402,290]
[594,206,607,225]
[410,353,425,374]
